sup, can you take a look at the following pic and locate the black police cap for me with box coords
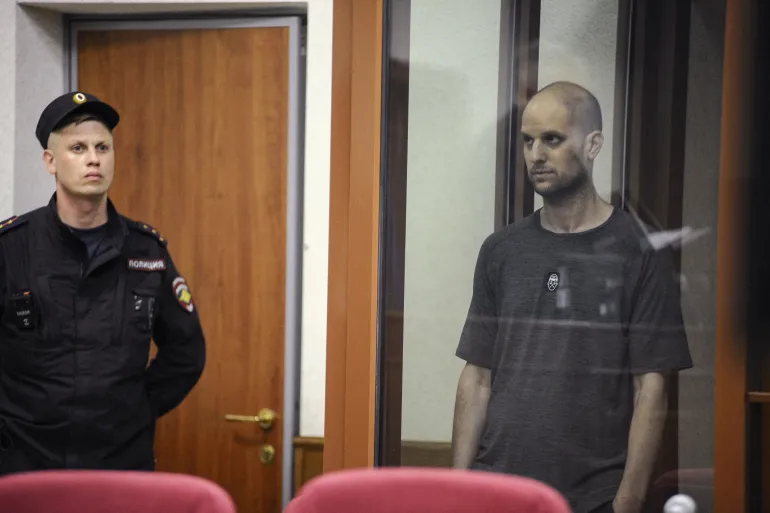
[35,92,120,149]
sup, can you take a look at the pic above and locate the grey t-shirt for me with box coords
[455,208,692,513]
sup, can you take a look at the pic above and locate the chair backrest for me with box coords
[0,470,236,513]
[285,467,571,513]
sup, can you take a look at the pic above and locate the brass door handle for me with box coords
[224,408,276,430]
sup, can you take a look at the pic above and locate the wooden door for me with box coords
[76,25,290,513]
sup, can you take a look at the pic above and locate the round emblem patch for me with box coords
[547,272,559,292]
[172,277,195,313]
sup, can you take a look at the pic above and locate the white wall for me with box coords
[536,0,618,208]
[400,0,500,442]
[14,6,65,215]
[0,1,16,221]
[3,0,331,438]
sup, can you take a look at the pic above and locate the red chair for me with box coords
[0,470,236,513]
[285,467,571,513]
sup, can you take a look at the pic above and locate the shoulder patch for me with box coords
[127,219,168,247]
[0,215,27,237]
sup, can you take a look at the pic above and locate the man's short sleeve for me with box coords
[455,237,498,369]
[628,246,693,375]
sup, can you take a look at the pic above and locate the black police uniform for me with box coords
[0,92,206,473]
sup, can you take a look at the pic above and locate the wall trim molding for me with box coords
[293,437,453,493]
[293,437,325,494]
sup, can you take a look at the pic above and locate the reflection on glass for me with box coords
[399,0,501,452]
[535,0,620,210]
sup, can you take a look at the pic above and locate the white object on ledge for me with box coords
[663,494,697,513]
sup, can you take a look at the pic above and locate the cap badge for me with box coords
[73,93,86,104]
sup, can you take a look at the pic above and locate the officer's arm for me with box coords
[0,244,5,373]
[0,245,4,320]
[144,252,206,418]
[0,244,4,349]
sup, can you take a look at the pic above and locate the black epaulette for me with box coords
[127,219,168,247]
[0,215,27,237]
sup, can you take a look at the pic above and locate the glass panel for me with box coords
[400,0,501,453]
[377,1,725,513]
[535,0,620,210]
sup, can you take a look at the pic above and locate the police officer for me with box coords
[0,92,206,473]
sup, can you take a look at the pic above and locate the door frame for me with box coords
[69,16,305,509]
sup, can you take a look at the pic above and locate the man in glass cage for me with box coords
[452,81,692,513]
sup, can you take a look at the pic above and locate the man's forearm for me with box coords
[616,373,668,509]
[144,334,206,418]
[144,360,202,417]
[451,364,491,469]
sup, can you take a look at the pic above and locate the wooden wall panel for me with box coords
[293,437,324,493]
[324,0,384,471]
[400,441,452,468]
[714,0,756,511]
[293,437,452,493]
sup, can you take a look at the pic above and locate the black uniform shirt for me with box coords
[0,194,206,471]
[69,225,107,260]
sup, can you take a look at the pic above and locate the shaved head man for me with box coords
[452,82,692,513]
[521,81,610,229]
